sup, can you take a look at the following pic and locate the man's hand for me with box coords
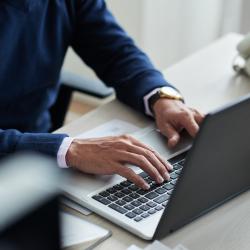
[66,135,173,190]
[153,99,205,148]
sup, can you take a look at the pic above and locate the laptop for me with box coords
[62,94,250,240]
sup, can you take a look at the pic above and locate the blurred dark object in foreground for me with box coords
[0,154,62,250]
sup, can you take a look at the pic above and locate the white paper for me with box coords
[127,245,143,250]
[144,240,172,250]
[172,244,190,250]
[60,212,109,248]
[75,119,140,139]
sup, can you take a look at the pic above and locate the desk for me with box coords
[58,33,250,250]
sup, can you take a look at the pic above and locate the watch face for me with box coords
[160,87,182,99]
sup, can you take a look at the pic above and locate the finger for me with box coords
[129,138,173,171]
[125,144,171,180]
[191,109,205,124]
[181,112,199,137]
[114,164,150,190]
[119,151,165,184]
[162,123,181,148]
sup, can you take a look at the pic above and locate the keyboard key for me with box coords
[173,164,182,170]
[154,194,170,204]
[170,172,178,179]
[134,217,143,222]
[123,196,133,202]
[171,179,178,185]
[148,209,156,214]
[155,205,164,211]
[115,192,125,198]
[162,183,174,190]
[139,172,148,178]
[114,184,123,191]
[131,200,142,207]
[140,205,150,211]
[120,181,132,187]
[92,195,103,202]
[99,191,109,197]
[121,188,132,195]
[99,198,111,205]
[109,204,127,214]
[145,192,159,200]
[147,201,157,208]
[129,185,139,191]
[133,208,144,215]
[162,201,167,207]
[138,197,148,203]
[124,204,135,210]
[178,159,185,166]
[155,188,167,194]
[141,213,150,218]
[149,183,160,190]
[145,178,153,184]
[126,212,136,218]
[167,190,173,195]
[129,193,140,199]
[175,169,182,174]
[107,187,116,194]
[137,189,149,195]
[116,200,126,206]
[107,195,118,202]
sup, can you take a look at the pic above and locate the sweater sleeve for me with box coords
[72,0,175,113]
[0,129,68,158]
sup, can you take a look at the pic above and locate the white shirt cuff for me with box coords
[143,88,161,117]
[57,137,74,168]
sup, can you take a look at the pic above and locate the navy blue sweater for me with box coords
[0,0,172,158]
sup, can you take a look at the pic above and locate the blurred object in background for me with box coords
[0,154,62,250]
[233,33,250,77]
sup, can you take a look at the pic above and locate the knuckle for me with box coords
[122,168,135,179]
[145,150,156,160]
[137,155,147,165]
[115,140,129,148]
[121,134,132,141]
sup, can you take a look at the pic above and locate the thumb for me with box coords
[163,123,180,148]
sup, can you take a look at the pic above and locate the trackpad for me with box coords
[133,126,192,160]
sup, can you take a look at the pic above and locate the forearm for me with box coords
[73,0,175,112]
[0,129,68,158]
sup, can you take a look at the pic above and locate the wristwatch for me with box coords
[148,86,184,114]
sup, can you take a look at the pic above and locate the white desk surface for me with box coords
[58,33,250,250]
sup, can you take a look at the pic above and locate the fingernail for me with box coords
[158,176,164,183]
[168,164,173,171]
[163,172,170,180]
[143,183,150,190]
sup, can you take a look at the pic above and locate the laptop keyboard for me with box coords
[92,159,185,222]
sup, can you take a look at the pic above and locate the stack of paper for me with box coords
[127,241,190,250]
[61,212,111,250]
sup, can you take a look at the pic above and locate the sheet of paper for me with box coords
[75,119,140,139]
[61,212,110,249]
[144,240,172,250]
[127,245,143,250]
[172,244,190,250]
[127,241,189,250]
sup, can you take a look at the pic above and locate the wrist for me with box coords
[153,98,181,115]
[148,87,184,115]
[65,139,80,168]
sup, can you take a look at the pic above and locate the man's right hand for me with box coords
[65,135,173,190]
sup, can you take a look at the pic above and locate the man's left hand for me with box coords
[153,99,205,148]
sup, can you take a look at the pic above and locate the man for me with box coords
[0,0,204,189]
